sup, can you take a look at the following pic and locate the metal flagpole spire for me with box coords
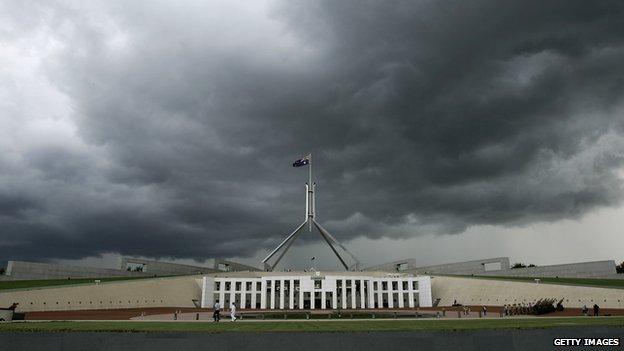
[308,153,312,231]
[261,153,361,271]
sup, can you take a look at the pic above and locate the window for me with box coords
[483,262,502,271]
[215,282,221,290]
[314,280,322,289]
[392,281,398,290]
[382,281,388,290]
[402,281,408,290]
[225,282,231,291]
[412,281,418,290]
[235,282,242,291]
[246,282,252,290]
[373,281,378,290]
[256,282,261,290]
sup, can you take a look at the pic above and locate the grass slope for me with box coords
[1,317,624,333]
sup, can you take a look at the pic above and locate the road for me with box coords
[1,326,622,351]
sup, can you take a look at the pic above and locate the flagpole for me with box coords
[308,153,312,231]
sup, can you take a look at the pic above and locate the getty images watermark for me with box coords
[553,338,620,347]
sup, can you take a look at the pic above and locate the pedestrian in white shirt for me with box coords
[230,302,237,322]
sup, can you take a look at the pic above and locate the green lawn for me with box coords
[0,276,170,291]
[1,317,624,333]
[466,275,624,289]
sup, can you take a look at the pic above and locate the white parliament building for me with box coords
[201,271,432,310]
[202,155,432,311]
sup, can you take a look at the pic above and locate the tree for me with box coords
[511,263,536,269]
[0,267,6,275]
[617,261,624,274]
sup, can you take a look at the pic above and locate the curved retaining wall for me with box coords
[431,275,624,308]
[0,276,202,312]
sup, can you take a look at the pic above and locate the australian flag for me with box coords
[293,154,310,167]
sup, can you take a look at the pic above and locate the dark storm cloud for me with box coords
[1,0,624,263]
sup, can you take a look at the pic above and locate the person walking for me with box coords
[593,304,600,316]
[230,302,237,322]
[213,301,221,322]
[482,306,487,316]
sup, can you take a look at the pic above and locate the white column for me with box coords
[368,280,375,308]
[388,280,394,308]
[321,291,326,309]
[219,285,225,308]
[299,285,304,310]
[360,279,365,308]
[260,280,267,309]
[289,279,294,310]
[341,279,347,309]
[397,280,405,308]
[332,281,338,309]
[229,290,236,308]
[310,291,315,309]
[228,280,235,307]
[251,280,257,309]
[279,279,285,309]
[408,278,415,308]
[270,279,276,309]
[377,280,383,308]
[351,280,356,309]
[240,280,247,309]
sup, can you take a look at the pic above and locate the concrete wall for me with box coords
[200,276,215,309]
[213,259,261,272]
[363,259,416,272]
[120,257,219,275]
[2,261,154,281]
[0,275,203,313]
[481,260,619,279]
[407,257,511,276]
[0,258,221,281]
[431,275,624,308]
[407,257,622,279]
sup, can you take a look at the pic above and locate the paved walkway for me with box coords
[130,311,526,321]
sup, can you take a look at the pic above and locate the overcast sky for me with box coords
[1,0,624,270]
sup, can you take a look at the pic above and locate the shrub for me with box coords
[532,298,557,315]
[511,263,536,269]
[616,261,624,274]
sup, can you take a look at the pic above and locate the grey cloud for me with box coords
[1,0,624,266]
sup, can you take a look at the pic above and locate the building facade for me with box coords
[201,271,432,310]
